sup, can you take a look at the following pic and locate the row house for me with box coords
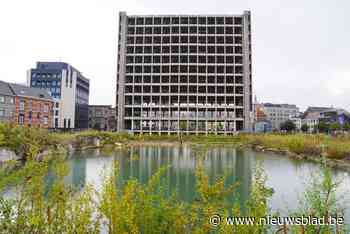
[0,80,54,128]
[0,81,16,123]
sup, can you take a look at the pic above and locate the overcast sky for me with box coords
[0,0,349,111]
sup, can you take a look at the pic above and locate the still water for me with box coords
[59,145,350,220]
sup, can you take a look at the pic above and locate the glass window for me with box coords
[0,96,5,103]
[44,104,49,113]
[0,109,4,116]
[44,117,48,125]
[19,114,24,125]
[20,100,25,111]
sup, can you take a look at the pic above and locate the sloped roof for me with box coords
[0,81,15,96]
[8,83,53,101]
[263,103,297,108]
[303,106,333,119]
[305,107,332,113]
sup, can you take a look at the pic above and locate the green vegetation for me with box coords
[0,148,347,233]
[0,123,350,163]
[317,121,330,133]
[343,123,350,131]
[240,134,350,160]
[291,164,346,233]
[280,120,296,132]
[301,124,309,133]
[0,123,348,233]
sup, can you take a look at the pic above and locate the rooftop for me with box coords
[262,103,297,108]
[8,83,53,101]
[0,81,15,96]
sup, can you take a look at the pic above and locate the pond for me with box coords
[55,145,350,223]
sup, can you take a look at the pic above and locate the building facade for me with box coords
[254,120,272,133]
[0,81,16,123]
[27,62,90,129]
[302,107,332,133]
[116,11,253,134]
[260,103,299,130]
[8,83,53,128]
[88,105,116,131]
[319,109,350,126]
[289,114,303,131]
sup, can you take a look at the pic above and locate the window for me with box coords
[19,114,24,125]
[145,27,152,34]
[44,104,49,113]
[28,100,33,110]
[0,109,4,116]
[0,96,4,103]
[20,100,25,111]
[44,117,48,125]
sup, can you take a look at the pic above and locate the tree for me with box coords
[317,121,329,133]
[280,120,296,133]
[343,122,350,132]
[93,123,101,131]
[329,122,341,132]
[301,124,309,133]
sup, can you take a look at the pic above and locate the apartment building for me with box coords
[27,62,90,129]
[302,107,332,132]
[261,103,299,130]
[116,11,253,134]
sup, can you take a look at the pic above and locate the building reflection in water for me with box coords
[64,145,253,204]
[66,146,253,202]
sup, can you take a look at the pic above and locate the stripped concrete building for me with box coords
[116,11,253,134]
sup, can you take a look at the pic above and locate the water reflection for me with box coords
[60,146,350,222]
[3,145,350,224]
[66,146,253,204]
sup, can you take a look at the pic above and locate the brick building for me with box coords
[8,83,54,128]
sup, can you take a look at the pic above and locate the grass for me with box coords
[0,124,348,233]
[0,123,349,162]
[0,148,347,233]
